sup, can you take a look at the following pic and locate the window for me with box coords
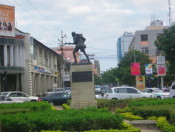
[141,34,148,41]
[172,84,175,90]
[127,88,138,93]
[118,88,127,93]
[141,47,149,54]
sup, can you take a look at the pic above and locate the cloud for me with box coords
[1,0,172,71]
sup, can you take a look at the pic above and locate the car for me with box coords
[142,88,169,99]
[106,86,152,100]
[43,88,64,96]
[39,92,71,105]
[100,85,110,93]
[64,87,71,94]
[1,91,39,102]
[95,91,107,99]
[95,85,101,92]
[0,95,23,104]
[170,83,175,98]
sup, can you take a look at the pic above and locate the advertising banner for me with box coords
[145,64,152,75]
[136,75,145,91]
[0,4,15,36]
[157,65,166,76]
[130,63,140,76]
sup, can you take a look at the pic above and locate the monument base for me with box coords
[70,64,97,109]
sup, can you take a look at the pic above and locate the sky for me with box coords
[1,0,175,72]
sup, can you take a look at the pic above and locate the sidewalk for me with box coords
[126,120,162,132]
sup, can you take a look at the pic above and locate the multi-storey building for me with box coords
[117,32,134,62]
[0,29,61,96]
[128,20,168,63]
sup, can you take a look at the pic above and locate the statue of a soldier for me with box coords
[71,32,90,63]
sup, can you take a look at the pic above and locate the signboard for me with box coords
[157,65,166,76]
[0,4,15,36]
[157,56,165,64]
[145,64,152,75]
[136,75,145,91]
[72,71,92,82]
[130,63,140,76]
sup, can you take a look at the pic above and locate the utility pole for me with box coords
[168,0,172,26]
[58,30,66,88]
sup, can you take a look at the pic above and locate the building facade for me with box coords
[0,32,25,92]
[128,20,168,63]
[0,29,61,96]
[117,32,133,62]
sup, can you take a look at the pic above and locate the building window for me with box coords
[141,47,149,54]
[141,34,148,41]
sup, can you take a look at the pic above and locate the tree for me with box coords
[155,25,175,75]
[100,68,118,85]
[94,75,103,85]
[117,50,151,86]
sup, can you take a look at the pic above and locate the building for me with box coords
[0,29,61,96]
[128,20,168,63]
[117,32,134,62]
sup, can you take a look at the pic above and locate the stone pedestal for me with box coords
[70,63,97,109]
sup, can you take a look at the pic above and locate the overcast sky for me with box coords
[1,0,175,72]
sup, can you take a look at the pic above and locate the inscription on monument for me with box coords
[72,71,92,82]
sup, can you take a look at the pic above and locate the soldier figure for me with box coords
[71,32,90,63]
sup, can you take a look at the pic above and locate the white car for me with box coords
[106,86,152,100]
[1,91,39,102]
[142,88,169,99]
[169,83,175,98]
[0,95,23,104]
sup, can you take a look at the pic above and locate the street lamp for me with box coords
[58,31,67,88]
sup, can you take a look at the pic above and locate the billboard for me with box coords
[145,64,152,75]
[136,75,145,91]
[130,63,140,76]
[157,65,166,76]
[0,4,15,36]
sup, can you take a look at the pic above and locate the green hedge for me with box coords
[97,99,131,111]
[0,101,52,114]
[128,98,175,107]
[41,122,141,132]
[0,107,124,132]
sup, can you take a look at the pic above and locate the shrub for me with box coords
[62,103,70,110]
[0,101,52,114]
[97,99,131,111]
[0,107,124,132]
[115,107,132,113]
[157,117,175,132]
[120,112,143,121]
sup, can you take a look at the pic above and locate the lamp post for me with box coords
[58,31,66,88]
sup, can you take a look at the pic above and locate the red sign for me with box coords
[157,65,166,76]
[130,63,140,76]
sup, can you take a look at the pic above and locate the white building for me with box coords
[0,29,61,96]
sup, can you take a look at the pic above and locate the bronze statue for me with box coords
[70,32,90,63]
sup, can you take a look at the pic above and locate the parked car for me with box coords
[142,88,169,99]
[43,88,64,96]
[39,92,71,105]
[0,95,23,104]
[64,87,71,94]
[106,86,152,100]
[170,83,175,98]
[95,85,101,92]
[100,85,110,93]
[1,91,39,102]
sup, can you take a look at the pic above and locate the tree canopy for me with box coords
[94,50,151,86]
[155,25,175,75]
